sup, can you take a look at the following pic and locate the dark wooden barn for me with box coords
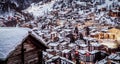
[0,27,49,64]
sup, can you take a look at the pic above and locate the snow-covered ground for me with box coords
[0,11,15,20]
[23,0,56,19]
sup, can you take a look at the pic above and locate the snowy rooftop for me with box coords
[43,52,54,58]
[60,42,68,45]
[78,50,99,54]
[79,44,87,47]
[62,49,71,53]
[90,43,101,47]
[0,27,29,60]
[97,58,119,64]
[46,56,75,64]
[0,27,48,60]
[83,37,95,41]
[108,52,120,60]
[78,50,88,54]
[68,43,76,47]
[90,50,99,54]
[48,42,59,47]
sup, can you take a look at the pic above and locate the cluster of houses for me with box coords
[23,0,119,64]
[0,0,120,64]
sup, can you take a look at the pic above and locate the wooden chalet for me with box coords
[0,27,49,64]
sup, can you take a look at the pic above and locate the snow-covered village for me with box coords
[0,0,120,64]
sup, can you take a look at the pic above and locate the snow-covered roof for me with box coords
[90,32,97,35]
[43,52,54,58]
[97,58,108,64]
[61,42,68,45]
[68,43,76,47]
[90,50,99,54]
[84,37,95,41]
[46,56,75,64]
[97,58,119,64]
[46,49,54,52]
[48,42,59,47]
[0,27,48,61]
[76,2,86,5]
[101,28,108,32]
[78,10,84,14]
[75,40,85,44]
[63,29,72,32]
[108,52,120,60]
[78,50,88,54]
[42,29,49,33]
[97,4,107,9]
[0,27,29,60]
[79,44,87,47]
[59,11,68,15]
[95,12,105,20]
[51,31,57,34]
[78,50,99,54]
[47,15,54,19]
[37,32,44,35]
[62,49,71,53]
[91,43,101,47]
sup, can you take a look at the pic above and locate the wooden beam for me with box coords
[38,49,43,64]
[21,43,25,64]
